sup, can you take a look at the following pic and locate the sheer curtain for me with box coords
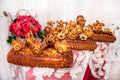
[0,0,120,80]
[0,1,24,80]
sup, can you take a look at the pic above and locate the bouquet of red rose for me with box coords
[9,15,41,37]
[3,9,45,44]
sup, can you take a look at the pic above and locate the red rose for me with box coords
[33,25,40,33]
[9,15,42,37]
[23,25,30,33]
[16,30,23,37]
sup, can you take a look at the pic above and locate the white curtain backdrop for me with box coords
[0,0,120,80]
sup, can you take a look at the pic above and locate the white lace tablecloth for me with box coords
[10,42,113,80]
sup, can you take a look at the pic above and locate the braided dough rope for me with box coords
[7,47,73,68]
[66,39,97,50]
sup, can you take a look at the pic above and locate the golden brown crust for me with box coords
[11,37,26,51]
[54,40,71,53]
[7,32,73,68]
[92,34,116,42]
[43,16,116,43]
[44,21,55,35]
[7,49,73,68]
[7,15,117,68]
[76,15,86,27]
[92,20,104,33]
[66,39,97,50]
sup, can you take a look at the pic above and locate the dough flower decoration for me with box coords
[79,33,87,40]
[11,37,26,51]
[102,28,114,35]
[54,40,70,53]
[57,31,66,40]
[11,31,43,55]
[44,21,55,35]
[92,20,104,33]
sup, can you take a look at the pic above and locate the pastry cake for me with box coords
[44,16,97,50]
[66,39,97,50]
[91,20,116,42]
[7,32,73,68]
[7,15,116,68]
[7,48,73,68]
[44,16,116,51]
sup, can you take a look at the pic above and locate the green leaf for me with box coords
[7,35,16,44]
[37,31,45,42]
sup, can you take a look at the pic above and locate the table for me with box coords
[10,42,111,80]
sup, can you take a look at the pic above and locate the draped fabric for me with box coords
[0,0,120,80]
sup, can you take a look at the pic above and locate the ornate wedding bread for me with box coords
[44,16,97,50]
[7,31,73,68]
[7,15,116,68]
[91,20,116,42]
[44,15,116,51]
